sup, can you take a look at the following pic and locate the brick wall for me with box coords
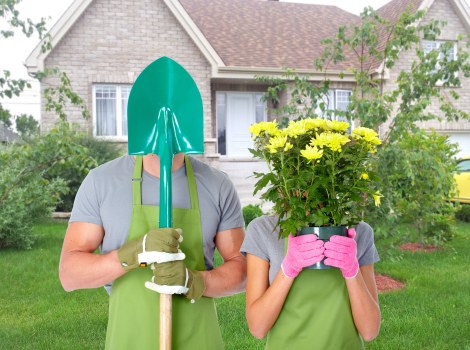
[41,0,212,141]
[381,0,470,136]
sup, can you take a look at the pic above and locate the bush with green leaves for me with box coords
[49,135,122,212]
[374,130,458,244]
[0,122,95,249]
[243,204,264,227]
[456,205,470,223]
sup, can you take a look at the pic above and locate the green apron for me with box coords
[105,156,224,350]
[265,239,364,350]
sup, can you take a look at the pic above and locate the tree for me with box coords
[260,6,469,243]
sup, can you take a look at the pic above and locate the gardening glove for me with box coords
[117,228,185,271]
[281,234,325,278]
[324,228,359,279]
[144,260,206,302]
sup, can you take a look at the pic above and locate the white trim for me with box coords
[163,0,225,73]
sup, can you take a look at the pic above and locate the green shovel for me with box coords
[127,56,204,350]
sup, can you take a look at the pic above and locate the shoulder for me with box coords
[355,221,374,241]
[246,215,280,240]
[91,155,133,176]
[188,156,231,185]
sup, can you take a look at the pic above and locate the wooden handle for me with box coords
[160,294,172,350]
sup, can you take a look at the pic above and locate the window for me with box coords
[422,40,457,81]
[315,89,352,124]
[93,84,131,138]
[457,159,470,172]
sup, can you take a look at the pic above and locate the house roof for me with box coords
[178,0,360,71]
[25,0,470,78]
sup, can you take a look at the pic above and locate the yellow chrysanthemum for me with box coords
[249,121,279,138]
[352,127,382,145]
[284,120,307,138]
[311,132,350,152]
[302,118,328,131]
[266,135,288,153]
[284,142,293,152]
[360,173,369,180]
[326,120,350,133]
[300,145,324,162]
[373,191,383,207]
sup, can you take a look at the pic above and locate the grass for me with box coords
[0,220,469,349]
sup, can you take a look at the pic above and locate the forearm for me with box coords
[202,255,246,297]
[59,249,126,291]
[346,269,381,341]
[246,269,294,339]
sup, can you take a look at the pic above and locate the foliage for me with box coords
[250,118,381,237]
[455,204,470,222]
[242,204,264,227]
[51,135,122,212]
[0,121,96,249]
[0,1,89,137]
[257,6,469,242]
[376,130,458,244]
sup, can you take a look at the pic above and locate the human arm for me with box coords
[201,227,247,297]
[345,264,381,341]
[59,222,125,291]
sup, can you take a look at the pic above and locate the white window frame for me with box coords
[422,40,458,85]
[92,84,131,141]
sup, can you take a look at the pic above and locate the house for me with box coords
[0,124,19,144]
[25,0,470,206]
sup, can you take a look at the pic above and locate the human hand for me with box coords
[281,234,325,278]
[324,228,359,279]
[117,228,185,271]
[145,260,205,302]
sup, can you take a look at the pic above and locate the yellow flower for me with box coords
[249,121,279,138]
[284,120,307,138]
[373,191,383,207]
[326,120,349,133]
[303,118,328,131]
[300,145,324,162]
[311,132,350,152]
[352,127,381,145]
[284,142,293,152]
[360,173,369,180]
[266,135,288,153]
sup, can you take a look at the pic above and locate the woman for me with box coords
[241,215,381,350]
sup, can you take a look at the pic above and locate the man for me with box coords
[59,152,246,349]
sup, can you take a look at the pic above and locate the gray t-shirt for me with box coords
[241,215,380,284]
[70,155,244,272]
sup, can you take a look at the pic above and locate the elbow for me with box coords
[58,264,76,292]
[248,325,268,340]
[359,320,381,342]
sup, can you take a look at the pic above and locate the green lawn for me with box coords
[0,220,469,349]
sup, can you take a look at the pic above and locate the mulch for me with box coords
[399,242,442,252]
[376,274,405,293]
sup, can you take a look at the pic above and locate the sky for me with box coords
[0,0,467,119]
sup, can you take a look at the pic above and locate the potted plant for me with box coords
[249,118,382,268]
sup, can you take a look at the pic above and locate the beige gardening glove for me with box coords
[117,228,185,271]
[144,260,206,302]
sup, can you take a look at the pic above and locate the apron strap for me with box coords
[132,155,199,210]
[132,156,143,205]
[184,155,199,211]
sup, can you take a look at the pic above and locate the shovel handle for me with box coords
[160,293,172,350]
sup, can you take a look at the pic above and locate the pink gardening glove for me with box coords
[324,228,359,279]
[281,234,325,278]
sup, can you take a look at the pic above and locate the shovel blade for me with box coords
[127,56,204,156]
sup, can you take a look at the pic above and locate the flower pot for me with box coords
[297,226,347,270]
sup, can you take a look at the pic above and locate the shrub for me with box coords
[49,136,122,212]
[243,204,264,227]
[0,122,96,249]
[456,205,470,223]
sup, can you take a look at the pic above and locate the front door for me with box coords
[226,93,255,157]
